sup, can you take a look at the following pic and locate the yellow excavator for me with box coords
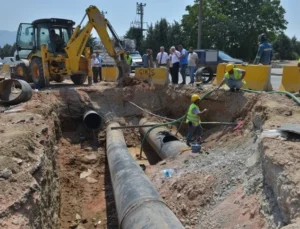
[14,5,129,87]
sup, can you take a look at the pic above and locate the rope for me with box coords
[240,88,300,105]
[128,101,175,121]
[139,88,300,157]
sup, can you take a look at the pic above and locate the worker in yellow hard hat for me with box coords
[217,64,246,92]
[185,94,208,146]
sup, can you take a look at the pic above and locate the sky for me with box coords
[0,0,299,38]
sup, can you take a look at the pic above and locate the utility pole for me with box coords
[136,2,146,32]
[197,0,203,49]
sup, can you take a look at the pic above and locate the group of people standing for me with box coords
[143,45,199,85]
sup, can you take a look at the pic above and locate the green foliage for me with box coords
[273,34,300,60]
[142,19,184,56]
[123,0,289,60]
[125,27,143,53]
[86,35,97,53]
[181,0,287,60]
[0,43,16,58]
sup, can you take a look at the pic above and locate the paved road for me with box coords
[271,68,283,75]
[271,75,281,90]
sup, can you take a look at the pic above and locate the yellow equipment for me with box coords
[191,94,200,102]
[13,5,129,87]
[225,63,234,73]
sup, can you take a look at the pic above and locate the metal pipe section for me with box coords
[0,79,32,106]
[83,110,101,130]
[139,118,188,159]
[106,122,184,229]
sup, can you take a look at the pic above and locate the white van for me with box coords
[0,57,16,67]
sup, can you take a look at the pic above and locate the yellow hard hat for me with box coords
[191,94,200,102]
[225,64,234,72]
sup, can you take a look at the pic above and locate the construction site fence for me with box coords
[213,63,273,91]
[279,66,300,93]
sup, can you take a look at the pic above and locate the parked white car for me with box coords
[0,57,17,67]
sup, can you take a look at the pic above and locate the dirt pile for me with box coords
[152,171,214,227]
[0,82,300,229]
[145,89,300,228]
[0,93,60,229]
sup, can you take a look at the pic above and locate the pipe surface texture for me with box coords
[0,79,32,106]
[139,118,188,159]
[106,123,184,229]
[83,110,101,130]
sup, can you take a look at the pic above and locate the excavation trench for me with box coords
[1,84,300,229]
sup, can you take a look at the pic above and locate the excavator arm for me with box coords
[64,5,128,78]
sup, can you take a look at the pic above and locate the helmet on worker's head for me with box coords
[225,64,234,73]
[258,33,267,42]
[191,94,200,103]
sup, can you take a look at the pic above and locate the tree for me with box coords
[181,0,287,60]
[0,44,13,58]
[142,19,184,56]
[273,33,295,60]
[10,43,16,56]
[124,27,143,53]
[86,35,98,53]
[291,36,300,56]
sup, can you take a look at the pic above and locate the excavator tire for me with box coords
[14,62,31,82]
[51,75,65,83]
[196,66,214,84]
[30,58,49,88]
[70,73,87,85]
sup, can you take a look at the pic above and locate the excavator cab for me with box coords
[16,19,75,55]
[14,18,87,87]
[13,5,129,88]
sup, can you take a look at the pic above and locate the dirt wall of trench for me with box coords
[1,82,300,229]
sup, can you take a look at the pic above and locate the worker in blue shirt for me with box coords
[96,52,103,81]
[178,44,188,85]
[253,33,273,65]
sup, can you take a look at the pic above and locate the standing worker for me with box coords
[178,45,188,85]
[126,51,133,76]
[217,64,246,92]
[187,47,198,85]
[91,54,100,84]
[156,46,169,67]
[253,33,273,65]
[186,94,207,146]
[147,49,154,68]
[96,51,103,81]
[170,46,181,84]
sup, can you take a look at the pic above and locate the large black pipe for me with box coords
[139,118,188,159]
[0,79,32,106]
[106,122,184,229]
[83,110,102,130]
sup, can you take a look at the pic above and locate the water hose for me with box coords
[240,88,300,105]
[139,90,216,157]
[139,88,300,157]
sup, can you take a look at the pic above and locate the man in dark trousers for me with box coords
[253,33,273,65]
[96,52,103,81]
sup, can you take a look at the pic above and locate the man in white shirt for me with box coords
[91,54,100,84]
[170,46,181,84]
[187,47,198,84]
[156,46,169,67]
